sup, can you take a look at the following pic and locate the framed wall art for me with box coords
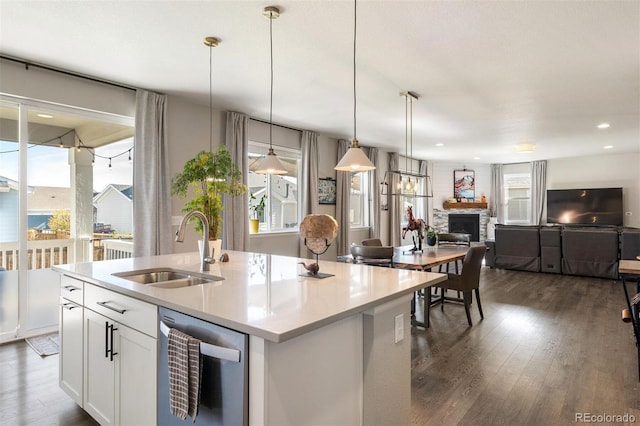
[453,169,475,200]
[318,177,337,204]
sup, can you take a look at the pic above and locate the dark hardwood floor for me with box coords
[0,339,96,426]
[1,267,639,425]
[411,267,640,425]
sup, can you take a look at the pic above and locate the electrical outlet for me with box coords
[394,314,404,343]
[171,215,183,226]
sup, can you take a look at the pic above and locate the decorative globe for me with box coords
[300,214,339,255]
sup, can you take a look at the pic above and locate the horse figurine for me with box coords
[401,206,425,252]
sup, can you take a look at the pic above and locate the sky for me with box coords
[0,138,133,192]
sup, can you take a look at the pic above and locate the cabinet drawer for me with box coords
[60,275,84,305]
[84,283,157,338]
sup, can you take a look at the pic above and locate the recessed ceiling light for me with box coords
[37,113,53,119]
[604,145,613,149]
[516,143,536,153]
[435,143,444,147]
[473,157,480,160]
[597,123,610,129]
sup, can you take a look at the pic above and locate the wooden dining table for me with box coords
[393,244,470,271]
[393,244,472,328]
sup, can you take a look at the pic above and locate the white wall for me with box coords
[0,59,135,117]
[546,152,640,227]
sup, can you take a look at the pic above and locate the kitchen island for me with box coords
[54,250,446,425]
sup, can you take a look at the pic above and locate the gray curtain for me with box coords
[299,130,318,257]
[223,111,249,250]
[133,90,172,256]
[336,139,351,255]
[368,147,380,239]
[530,160,547,225]
[389,153,402,246]
[490,163,504,224]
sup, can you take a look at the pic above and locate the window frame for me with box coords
[248,141,301,234]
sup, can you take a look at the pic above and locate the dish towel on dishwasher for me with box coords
[168,328,202,421]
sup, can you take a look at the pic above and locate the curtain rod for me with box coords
[249,117,303,134]
[1,55,138,92]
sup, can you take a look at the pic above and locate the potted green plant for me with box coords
[171,146,247,254]
[249,193,266,234]
[426,226,437,246]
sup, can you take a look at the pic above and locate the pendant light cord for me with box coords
[209,45,214,153]
[409,95,413,175]
[353,0,357,143]
[405,94,408,173]
[269,10,274,150]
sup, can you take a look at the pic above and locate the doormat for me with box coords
[25,332,59,356]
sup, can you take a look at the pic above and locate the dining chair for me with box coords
[350,244,394,267]
[437,233,471,273]
[426,245,486,327]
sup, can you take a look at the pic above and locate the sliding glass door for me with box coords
[0,96,134,342]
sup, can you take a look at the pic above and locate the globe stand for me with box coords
[299,238,334,279]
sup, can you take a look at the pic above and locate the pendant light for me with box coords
[335,0,376,172]
[255,6,287,175]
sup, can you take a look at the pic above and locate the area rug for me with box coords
[25,332,60,356]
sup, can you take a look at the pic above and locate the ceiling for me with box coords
[1,0,638,164]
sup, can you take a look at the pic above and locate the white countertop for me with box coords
[54,251,446,342]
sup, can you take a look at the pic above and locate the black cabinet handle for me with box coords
[104,321,109,358]
[62,303,77,310]
[96,301,126,315]
[109,324,118,361]
[104,322,119,362]
[63,285,79,292]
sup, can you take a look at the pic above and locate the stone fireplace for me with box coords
[433,208,490,242]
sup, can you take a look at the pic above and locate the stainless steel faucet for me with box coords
[175,211,213,271]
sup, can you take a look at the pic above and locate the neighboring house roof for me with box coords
[0,176,33,193]
[93,184,133,204]
[120,186,133,200]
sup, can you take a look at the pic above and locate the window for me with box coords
[248,143,300,233]
[504,172,531,224]
[350,172,370,227]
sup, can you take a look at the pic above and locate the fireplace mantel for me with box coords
[443,202,488,209]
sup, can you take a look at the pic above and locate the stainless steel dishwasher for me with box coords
[158,307,248,425]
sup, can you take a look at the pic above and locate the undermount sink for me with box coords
[112,268,224,289]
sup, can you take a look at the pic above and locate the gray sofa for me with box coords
[486,225,640,279]
[491,225,541,272]
[561,227,619,279]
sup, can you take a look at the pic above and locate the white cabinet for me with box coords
[83,283,157,426]
[59,295,83,405]
[59,275,157,426]
[84,309,116,425]
[83,308,157,426]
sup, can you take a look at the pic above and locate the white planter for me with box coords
[198,239,223,261]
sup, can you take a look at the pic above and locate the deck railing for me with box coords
[0,239,74,271]
[102,239,134,260]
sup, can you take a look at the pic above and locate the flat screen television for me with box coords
[546,187,623,226]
